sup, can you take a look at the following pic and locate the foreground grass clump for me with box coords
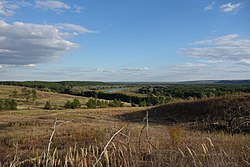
[0,108,249,167]
[2,126,250,167]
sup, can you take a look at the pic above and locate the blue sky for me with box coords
[0,0,249,81]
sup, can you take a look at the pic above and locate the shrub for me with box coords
[86,98,97,109]
[64,100,72,109]
[72,98,81,109]
[109,99,124,107]
[0,99,17,110]
[64,99,81,109]
[44,101,52,110]
[139,100,147,107]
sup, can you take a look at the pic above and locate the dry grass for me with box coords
[0,107,249,166]
[0,85,89,109]
[0,85,249,166]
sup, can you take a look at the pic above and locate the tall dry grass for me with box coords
[1,120,249,167]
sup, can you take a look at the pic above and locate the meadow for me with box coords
[0,85,249,166]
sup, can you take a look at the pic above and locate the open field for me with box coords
[0,85,89,110]
[0,85,249,166]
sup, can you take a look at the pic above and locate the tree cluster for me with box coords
[84,91,166,106]
[0,99,17,111]
[138,84,250,101]
[64,99,81,109]
[86,98,124,109]
[17,88,37,103]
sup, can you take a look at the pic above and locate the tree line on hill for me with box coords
[0,81,106,93]
[82,91,161,106]
[86,98,124,108]
[1,81,250,107]
[0,81,159,106]
[44,98,125,110]
[138,84,250,100]
[0,87,37,111]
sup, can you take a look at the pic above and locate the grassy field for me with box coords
[0,85,249,166]
[0,85,89,110]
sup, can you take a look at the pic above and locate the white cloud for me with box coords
[204,2,215,11]
[200,59,223,64]
[238,59,250,66]
[57,23,95,34]
[73,5,83,13]
[1,1,83,17]
[0,0,16,16]
[35,0,70,12]
[24,64,36,67]
[0,0,33,17]
[96,68,116,73]
[220,2,242,13]
[181,34,250,65]
[122,67,149,72]
[0,20,93,65]
[18,1,33,7]
[173,63,207,69]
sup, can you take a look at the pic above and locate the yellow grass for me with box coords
[0,85,89,109]
[0,85,249,166]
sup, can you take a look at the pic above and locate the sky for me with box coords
[0,0,249,82]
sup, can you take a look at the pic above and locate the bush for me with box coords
[139,100,147,107]
[72,99,81,109]
[64,99,81,109]
[64,100,72,109]
[109,99,124,107]
[86,98,97,109]
[0,99,17,110]
[44,101,52,110]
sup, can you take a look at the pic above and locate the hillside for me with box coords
[0,85,89,109]
[0,85,249,166]
[119,95,250,132]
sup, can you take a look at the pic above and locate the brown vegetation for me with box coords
[119,95,250,133]
[0,86,249,166]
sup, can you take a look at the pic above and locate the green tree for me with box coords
[0,99,17,110]
[21,88,31,102]
[9,99,17,110]
[0,99,4,110]
[4,99,11,110]
[72,98,81,109]
[31,89,37,102]
[139,100,147,107]
[86,98,97,109]
[64,100,72,109]
[44,101,52,110]
[109,99,124,107]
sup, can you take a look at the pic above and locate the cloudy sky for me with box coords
[0,0,249,81]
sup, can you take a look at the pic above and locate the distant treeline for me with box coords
[138,84,250,99]
[82,91,160,105]
[0,81,106,93]
[0,81,160,105]
[2,81,250,106]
